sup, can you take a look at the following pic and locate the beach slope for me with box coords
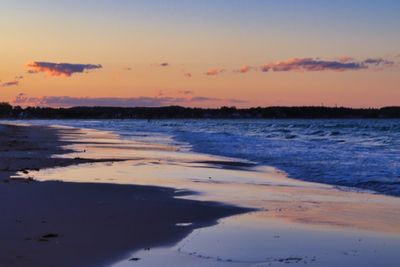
[0,124,248,267]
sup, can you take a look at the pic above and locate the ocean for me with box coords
[15,119,400,197]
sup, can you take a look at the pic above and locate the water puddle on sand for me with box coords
[15,126,400,267]
[111,215,400,267]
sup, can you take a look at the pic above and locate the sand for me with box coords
[0,124,249,267]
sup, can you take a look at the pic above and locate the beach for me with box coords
[1,122,400,267]
[0,124,248,267]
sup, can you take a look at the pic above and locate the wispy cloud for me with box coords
[14,93,246,108]
[178,90,194,95]
[260,57,395,72]
[336,56,354,63]
[0,80,19,87]
[190,96,218,101]
[27,61,102,77]
[261,58,364,72]
[0,76,23,87]
[15,94,184,107]
[236,65,253,74]
[362,58,394,66]
[154,62,170,67]
[206,68,226,76]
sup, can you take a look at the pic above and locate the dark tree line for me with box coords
[0,102,399,119]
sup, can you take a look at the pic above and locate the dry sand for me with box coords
[0,124,249,267]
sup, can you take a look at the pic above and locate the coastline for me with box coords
[2,122,400,267]
[0,124,249,267]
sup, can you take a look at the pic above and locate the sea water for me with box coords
[12,119,400,196]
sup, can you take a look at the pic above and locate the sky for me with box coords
[1,0,399,108]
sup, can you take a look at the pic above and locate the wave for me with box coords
[14,119,400,197]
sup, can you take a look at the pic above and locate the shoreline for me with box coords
[5,118,398,198]
[0,124,250,267]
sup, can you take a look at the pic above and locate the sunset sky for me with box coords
[1,0,399,108]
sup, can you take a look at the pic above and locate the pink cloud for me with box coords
[27,61,102,77]
[0,80,19,87]
[337,56,354,63]
[14,93,246,108]
[178,90,194,95]
[206,68,226,76]
[237,65,253,73]
[259,57,393,72]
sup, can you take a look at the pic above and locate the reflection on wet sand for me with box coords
[16,126,400,267]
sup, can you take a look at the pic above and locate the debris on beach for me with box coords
[38,233,59,242]
[42,233,59,239]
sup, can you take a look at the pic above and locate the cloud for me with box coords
[159,62,169,67]
[0,80,19,87]
[14,94,185,107]
[362,58,394,66]
[261,58,366,72]
[260,57,395,73]
[206,68,226,76]
[15,93,35,103]
[190,96,218,101]
[14,93,246,108]
[190,96,246,104]
[178,90,194,95]
[27,61,102,77]
[0,75,23,88]
[337,56,354,63]
[151,62,171,68]
[236,65,253,73]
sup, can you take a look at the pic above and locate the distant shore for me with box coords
[0,124,248,267]
[1,103,400,119]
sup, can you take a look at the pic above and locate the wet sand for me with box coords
[0,124,249,267]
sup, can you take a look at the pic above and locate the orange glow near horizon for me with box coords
[0,1,399,108]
